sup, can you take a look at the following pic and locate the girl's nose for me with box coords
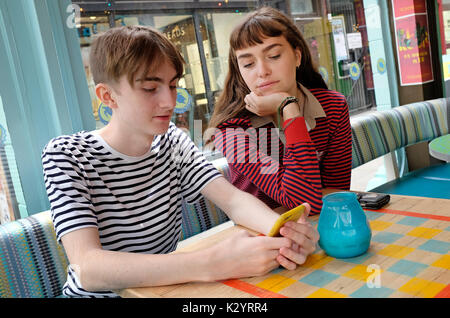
[257,61,271,77]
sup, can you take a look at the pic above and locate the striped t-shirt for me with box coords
[42,123,222,297]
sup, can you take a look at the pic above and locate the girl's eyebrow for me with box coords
[237,43,282,60]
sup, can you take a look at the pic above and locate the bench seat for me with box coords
[351,97,450,199]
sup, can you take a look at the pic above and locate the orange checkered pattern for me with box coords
[221,209,449,298]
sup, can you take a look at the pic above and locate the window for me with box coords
[72,0,264,146]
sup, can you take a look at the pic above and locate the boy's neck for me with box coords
[97,123,154,157]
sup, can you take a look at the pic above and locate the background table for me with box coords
[429,134,450,162]
[116,192,450,298]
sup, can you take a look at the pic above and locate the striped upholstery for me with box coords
[0,211,68,298]
[351,98,450,168]
[180,157,230,240]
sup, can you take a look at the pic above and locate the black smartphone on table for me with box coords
[356,192,390,209]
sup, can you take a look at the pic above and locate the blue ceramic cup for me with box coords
[317,192,372,258]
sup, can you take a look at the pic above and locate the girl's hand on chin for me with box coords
[244,91,290,117]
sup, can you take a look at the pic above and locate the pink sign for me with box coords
[392,0,434,85]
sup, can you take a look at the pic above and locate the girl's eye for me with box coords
[143,88,156,93]
[243,62,254,68]
[269,54,281,60]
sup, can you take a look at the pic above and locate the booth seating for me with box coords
[1,97,449,298]
[0,211,68,297]
[179,158,230,240]
[351,97,450,199]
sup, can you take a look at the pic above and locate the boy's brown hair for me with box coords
[89,25,185,87]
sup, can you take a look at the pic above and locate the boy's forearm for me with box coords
[77,247,213,291]
[226,189,279,236]
[201,177,279,236]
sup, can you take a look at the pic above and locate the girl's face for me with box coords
[235,35,301,96]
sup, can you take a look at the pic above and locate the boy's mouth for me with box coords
[154,115,171,121]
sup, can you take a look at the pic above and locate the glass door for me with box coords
[0,97,21,224]
[75,7,210,142]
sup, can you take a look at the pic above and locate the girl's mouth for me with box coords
[257,81,279,90]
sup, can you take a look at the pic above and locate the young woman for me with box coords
[208,7,352,215]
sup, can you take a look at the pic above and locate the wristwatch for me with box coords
[277,96,299,129]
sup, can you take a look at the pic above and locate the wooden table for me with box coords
[116,192,450,298]
[429,134,450,162]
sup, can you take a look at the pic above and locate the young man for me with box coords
[42,26,319,297]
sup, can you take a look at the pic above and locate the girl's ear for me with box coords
[95,83,118,109]
[294,47,302,68]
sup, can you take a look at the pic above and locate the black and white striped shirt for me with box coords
[42,123,222,297]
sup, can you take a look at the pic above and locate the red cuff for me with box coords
[283,117,311,144]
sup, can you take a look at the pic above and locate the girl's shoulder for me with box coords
[216,114,252,130]
[308,87,346,102]
[308,88,349,121]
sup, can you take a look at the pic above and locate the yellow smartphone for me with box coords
[268,205,306,237]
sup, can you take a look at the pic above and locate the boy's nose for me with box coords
[159,88,177,110]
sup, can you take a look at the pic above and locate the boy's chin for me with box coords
[151,123,171,135]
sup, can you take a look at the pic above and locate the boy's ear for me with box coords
[95,83,118,109]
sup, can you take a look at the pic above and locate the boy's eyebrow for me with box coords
[237,43,282,60]
[136,75,179,83]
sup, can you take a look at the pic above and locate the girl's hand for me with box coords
[244,91,290,117]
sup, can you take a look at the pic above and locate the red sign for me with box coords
[393,0,427,18]
[392,0,434,85]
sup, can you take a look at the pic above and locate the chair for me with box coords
[179,157,230,240]
[0,211,68,298]
[351,97,450,199]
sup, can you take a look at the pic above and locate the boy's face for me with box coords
[110,59,179,138]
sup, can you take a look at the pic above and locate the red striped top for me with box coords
[213,88,352,215]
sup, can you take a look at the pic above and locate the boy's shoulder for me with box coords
[43,131,97,155]
[165,122,193,144]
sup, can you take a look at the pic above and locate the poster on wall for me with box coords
[331,16,349,62]
[392,0,434,86]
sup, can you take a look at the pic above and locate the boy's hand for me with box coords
[277,203,320,270]
[209,230,291,280]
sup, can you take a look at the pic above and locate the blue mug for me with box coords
[317,192,372,258]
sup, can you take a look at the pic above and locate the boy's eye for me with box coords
[143,88,156,92]
[269,54,281,60]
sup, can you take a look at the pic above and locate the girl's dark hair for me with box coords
[208,6,327,131]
